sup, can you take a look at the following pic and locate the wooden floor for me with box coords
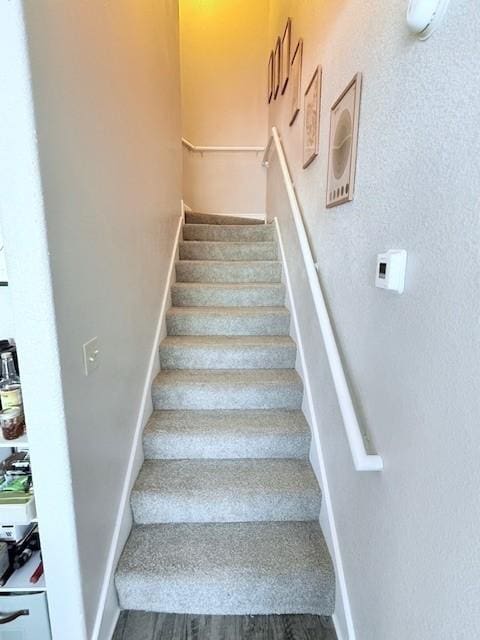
[113,611,337,640]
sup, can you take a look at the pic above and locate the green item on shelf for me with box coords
[0,475,30,493]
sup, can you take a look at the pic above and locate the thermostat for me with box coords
[375,250,407,294]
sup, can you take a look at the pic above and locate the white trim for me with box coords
[182,137,264,153]
[106,608,120,640]
[91,210,184,640]
[182,200,192,214]
[274,217,355,640]
[264,127,382,472]
[333,613,347,640]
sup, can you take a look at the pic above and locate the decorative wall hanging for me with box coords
[302,66,322,169]
[281,18,291,94]
[289,39,303,125]
[274,37,281,99]
[326,73,362,207]
[267,51,274,103]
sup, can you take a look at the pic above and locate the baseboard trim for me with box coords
[273,217,355,640]
[91,210,184,640]
[333,612,346,640]
[105,608,120,640]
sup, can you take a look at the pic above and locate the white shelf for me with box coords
[0,432,28,447]
[0,550,45,592]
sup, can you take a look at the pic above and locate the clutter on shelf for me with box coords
[0,343,26,441]
[0,450,41,586]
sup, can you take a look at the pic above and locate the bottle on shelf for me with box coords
[0,352,25,440]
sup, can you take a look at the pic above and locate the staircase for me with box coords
[115,212,335,615]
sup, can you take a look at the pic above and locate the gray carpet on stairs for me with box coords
[131,458,321,524]
[166,306,290,336]
[115,212,335,616]
[143,410,311,459]
[159,336,296,370]
[185,211,264,225]
[116,522,334,615]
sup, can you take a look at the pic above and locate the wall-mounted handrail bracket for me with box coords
[263,126,383,472]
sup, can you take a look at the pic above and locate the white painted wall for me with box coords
[180,0,269,215]
[0,4,87,638]
[0,1,182,638]
[0,225,15,338]
[267,1,480,639]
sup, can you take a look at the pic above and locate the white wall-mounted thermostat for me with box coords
[406,0,451,40]
[375,250,407,294]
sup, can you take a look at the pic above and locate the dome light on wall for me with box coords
[406,0,451,39]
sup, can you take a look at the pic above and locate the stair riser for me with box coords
[116,574,333,616]
[175,261,282,283]
[166,313,290,336]
[185,212,264,225]
[143,432,310,459]
[171,285,285,308]
[131,492,320,525]
[153,383,303,410]
[183,224,274,242]
[179,242,277,261]
[159,344,296,369]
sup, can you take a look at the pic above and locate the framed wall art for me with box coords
[267,51,274,103]
[289,39,303,125]
[326,73,362,207]
[281,18,291,94]
[274,37,281,99]
[302,66,322,169]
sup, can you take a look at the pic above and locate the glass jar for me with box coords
[0,407,25,441]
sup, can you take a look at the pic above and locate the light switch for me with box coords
[83,337,100,376]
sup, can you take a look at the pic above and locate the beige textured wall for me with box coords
[180,0,269,215]
[266,1,480,639]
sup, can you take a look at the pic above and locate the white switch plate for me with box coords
[83,337,100,376]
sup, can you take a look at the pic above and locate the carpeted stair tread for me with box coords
[179,241,277,262]
[115,521,335,614]
[143,409,310,459]
[166,306,290,336]
[175,260,282,283]
[159,335,296,369]
[131,458,321,524]
[185,212,264,225]
[171,282,285,307]
[183,224,273,242]
[152,369,303,410]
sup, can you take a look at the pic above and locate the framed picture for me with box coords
[281,18,291,95]
[289,39,303,125]
[274,37,281,99]
[267,51,274,103]
[326,73,362,207]
[302,66,322,169]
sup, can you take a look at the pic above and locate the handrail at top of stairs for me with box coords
[182,137,264,153]
[262,126,383,472]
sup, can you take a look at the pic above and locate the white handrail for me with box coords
[263,126,383,472]
[182,137,264,153]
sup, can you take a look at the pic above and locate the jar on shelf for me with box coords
[0,407,25,440]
